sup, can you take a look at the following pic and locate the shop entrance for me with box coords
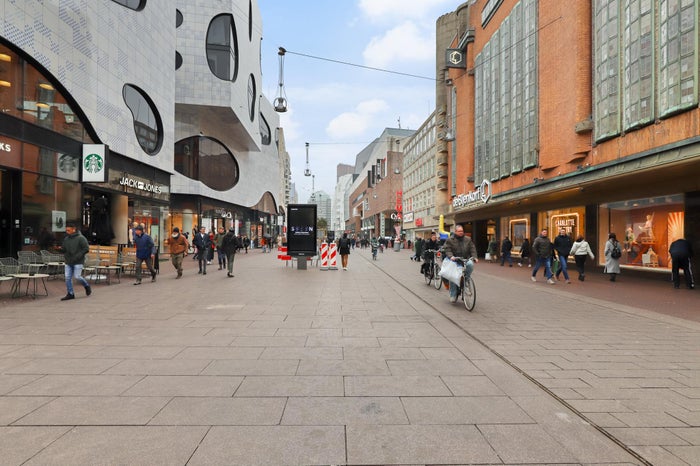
[0,169,22,258]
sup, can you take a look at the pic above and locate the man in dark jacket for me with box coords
[553,228,573,283]
[133,225,157,285]
[221,227,240,278]
[60,222,91,300]
[192,226,212,275]
[443,224,478,303]
[531,229,555,284]
[669,238,695,289]
[500,236,513,267]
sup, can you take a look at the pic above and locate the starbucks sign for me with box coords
[82,144,108,182]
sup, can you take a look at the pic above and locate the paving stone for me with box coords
[85,345,185,359]
[23,426,207,466]
[346,425,500,464]
[440,375,506,396]
[9,374,142,396]
[0,374,42,396]
[188,426,345,465]
[149,397,286,425]
[235,376,344,397]
[402,396,533,424]
[281,396,408,425]
[259,346,343,360]
[103,358,211,375]
[607,427,690,446]
[479,424,578,463]
[202,359,299,375]
[0,396,53,425]
[13,396,170,425]
[6,358,121,375]
[387,359,482,376]
[123,375,243,397]
[0,426,71,465]
[345,376,452,396]
[173,346,264,359]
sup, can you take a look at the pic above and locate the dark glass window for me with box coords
[247,74,256,121]
[206,14,239,82]
[122,84,163,155]
[175,51,183,70]
[259,113,271,145]
[110,0,146,11]
[174,136,239,191]
[176,9,183,28]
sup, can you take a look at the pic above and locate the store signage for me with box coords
[215,208,232,218]
[403,212,414,223]
[82,144,108,182]
[415,218,423,227]
[390,212,402,221]
[119,175,163,194]
[452,179,492,209]
[0,140,12,152]
[446,49,466,68]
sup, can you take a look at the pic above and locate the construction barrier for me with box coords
[328,242,338,270]
[319,242,329,270]
[277,246,292,266]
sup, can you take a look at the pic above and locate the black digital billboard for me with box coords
[287,204,317,256]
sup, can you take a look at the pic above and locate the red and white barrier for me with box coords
[328,242,338,270]
[319,242,329,270]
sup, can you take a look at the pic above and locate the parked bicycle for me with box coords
[452,257,477,311]
[423,248,443,290]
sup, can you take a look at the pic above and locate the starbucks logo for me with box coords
[84,153,104,174]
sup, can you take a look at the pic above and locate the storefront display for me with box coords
[600,195,684,269]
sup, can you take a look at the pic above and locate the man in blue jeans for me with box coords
[531,229,555,284]
[133,225,157,285]
[553,227,573,283]
[60,222,91,300]
[443,225,478,303]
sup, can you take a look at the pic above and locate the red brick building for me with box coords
[442,0,700,275]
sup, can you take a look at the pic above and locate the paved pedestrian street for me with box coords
[0,248,698,465]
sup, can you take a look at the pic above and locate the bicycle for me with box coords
[423,249,443,290]
[452,257,477,312]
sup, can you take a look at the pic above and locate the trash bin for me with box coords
[393,241,401,252]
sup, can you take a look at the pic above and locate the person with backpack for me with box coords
[604,232,622,282]
[338,232,351,270]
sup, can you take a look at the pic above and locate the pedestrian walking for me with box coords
[133,225,157,285]
[500,236,513,267]
[192,226,211,275]
[413,236,424,262]
[243,236,250,253]
[669,237,695,289]
[221,227,240,277]
[519,238,531,267]
[214,226,227,270]
[603,232,622,282]
[338,232,351,270]
[165,227,188,279]
[207,230,215,263]
[59,222,92,300]
[531,229,555,284]
[553,228,573,283]
[569,235,595,281]
[487,237,499,262]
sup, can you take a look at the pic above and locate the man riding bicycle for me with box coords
[421,231,440,274]
[443,224,478,303]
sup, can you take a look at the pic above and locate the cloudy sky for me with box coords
[258,0,456,200]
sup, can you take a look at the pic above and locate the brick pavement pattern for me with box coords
[0,247,697,464]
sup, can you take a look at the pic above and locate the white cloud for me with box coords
[358,0,454,22]
[326,99,389,139]
[363,21,434,68]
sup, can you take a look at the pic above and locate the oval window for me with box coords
[259,113,271,145]
[174,136,239,191]
[110,0,146,11]
[206,14,239,82]
[247,74,256,122]
[175,51,183,70]
[248,0,253,41]
[122,84,163,155]
[176,9,183,28]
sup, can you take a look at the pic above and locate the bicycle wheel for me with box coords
[423,263,432,285]
[462,275,476,311]
[432,263,443,289]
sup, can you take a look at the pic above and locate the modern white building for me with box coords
[332,173,354,235]
[0,0,287,256]
[308,191,332,225]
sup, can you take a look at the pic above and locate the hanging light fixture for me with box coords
[273,47,288,112]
